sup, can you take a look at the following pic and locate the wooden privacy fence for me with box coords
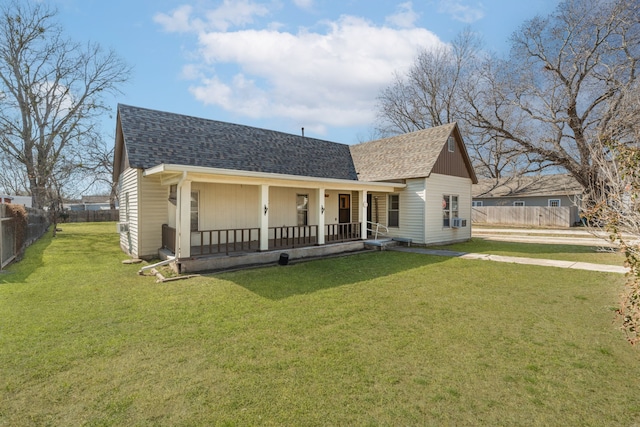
[62,209,119,223]
[472,206,579,228]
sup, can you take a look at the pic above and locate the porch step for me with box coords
[364,238,397,251]
[392,237,412,246]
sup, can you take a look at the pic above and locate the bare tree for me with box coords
[375,29,536,177]
[580,81,640,343]
[0,1,131,209]
[464,0,639,200]
[0,152,29,195]
[80,135,118,208]
[376,28,481,135]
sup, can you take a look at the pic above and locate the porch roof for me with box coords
[143,163,404,192]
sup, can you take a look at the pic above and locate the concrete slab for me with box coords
[390,247,466,257]
[568,262,629,274]
[390,246,627,274]
[486,255,576,268]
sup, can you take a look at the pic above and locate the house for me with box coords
[472,174,583,225]
[113,105,477,272]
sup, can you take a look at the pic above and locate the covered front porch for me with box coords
[145,164,402,272]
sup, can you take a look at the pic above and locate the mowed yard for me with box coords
[1,223,639,426]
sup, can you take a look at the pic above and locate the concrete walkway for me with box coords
[390,246,629,274]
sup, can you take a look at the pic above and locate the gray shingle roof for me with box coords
[473,174,583,198]
[349,123,457,181]
[118,104,358,180]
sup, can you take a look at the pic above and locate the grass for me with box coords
[1,222,639,425]
[439,238,626,265]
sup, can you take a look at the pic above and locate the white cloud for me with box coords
[154,1,271,33]
[385,2,419,29]
[157,5,445,135]
[437,0,484,23]
[153,5,196,33]
[292,0,314,10]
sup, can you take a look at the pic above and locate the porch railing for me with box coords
[162,222,363,257]
[194,228,261,256]
[325,222,361,242]
[270,225,318,249]
[162,224,176,253]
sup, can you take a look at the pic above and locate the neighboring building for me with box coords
[0,195,33,208]
[113,105,477,271]
[473,174,583,225]
[67,195,114,211]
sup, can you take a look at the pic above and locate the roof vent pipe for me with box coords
[301,127,304,137]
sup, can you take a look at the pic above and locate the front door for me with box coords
[339,194,350,223]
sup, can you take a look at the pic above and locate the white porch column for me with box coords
[360,190,368,239]
[259,184,269,251]
[317,188,325,245]
[177,179,192,258]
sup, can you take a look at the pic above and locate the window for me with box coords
[447,136,455,152]
[513,201,525,207]
[190,191,199,231]
[443,195,459,227]
[388,194,399,227]
[297,194,308,226]
[472,201,483,207]
[169,185,177,205]
[548,199,561,207]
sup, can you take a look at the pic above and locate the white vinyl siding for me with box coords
[424,174,472,244]
[399,179,425,243]
[192,182,259,230]
[137,174,168,258]
[118,168,138,257]
[378,179,425,244]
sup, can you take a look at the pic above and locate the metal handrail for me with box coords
[366,221,389,239]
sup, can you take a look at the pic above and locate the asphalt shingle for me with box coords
[118,104,358,181]
[349,123,457,181]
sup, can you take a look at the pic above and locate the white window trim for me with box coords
[297,194,309,226]
[447,136,455,152]
[472,201,483,207]
[443,194,459,228]
[513,201,525,207]
[190,191,199,232]
[548,199,561,207]
[388,194,399,228]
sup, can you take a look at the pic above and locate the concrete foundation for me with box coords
[160,241,366,273]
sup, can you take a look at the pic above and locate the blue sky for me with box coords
[52,0,559,144]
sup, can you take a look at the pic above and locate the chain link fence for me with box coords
[0,204,49,270]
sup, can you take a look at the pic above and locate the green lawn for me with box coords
[1,223,639,426]
[440,238,625,265]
